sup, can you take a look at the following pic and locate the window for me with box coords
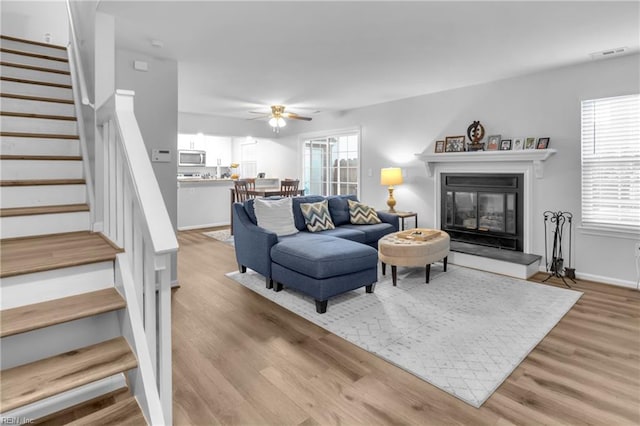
[240,141,257,178]
[581,94,640,232]
[303,130,359,196]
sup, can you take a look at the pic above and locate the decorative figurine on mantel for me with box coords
[466,121,485,151]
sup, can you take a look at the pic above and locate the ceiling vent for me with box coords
[590,47,628,60]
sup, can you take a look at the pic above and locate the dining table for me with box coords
[229,187,305,235]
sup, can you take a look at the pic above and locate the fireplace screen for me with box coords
[442,174,523,251]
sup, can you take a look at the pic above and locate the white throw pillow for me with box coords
[253,197,298,237]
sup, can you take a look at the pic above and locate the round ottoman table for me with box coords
[378,228,450,286]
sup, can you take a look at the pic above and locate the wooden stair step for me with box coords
[0,111,76,121]
[67,396,146,426]
[0,47,68,63]
[31,386,130,425]
[1,76,71,89]
[1,288,126,337]
[0,131,78,140]
[1,61,71,75]
[0,203,89,218]
[1,35,67,51]
[0,154,82,161]
[0,337,137,413]
[0,179,85,187]
[0,231,122,278]
[1,93,74,104]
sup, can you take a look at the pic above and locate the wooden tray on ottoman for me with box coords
[396,229,440,242]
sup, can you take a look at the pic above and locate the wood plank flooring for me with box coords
[173,227,640,425]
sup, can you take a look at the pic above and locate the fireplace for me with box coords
[441,173,524,251]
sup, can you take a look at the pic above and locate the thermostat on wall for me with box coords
[152,149,171,162]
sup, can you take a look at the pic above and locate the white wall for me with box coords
[1,1,69,46]
[178,112,299,179]
[291,54,640,286]
[115,49,179,281]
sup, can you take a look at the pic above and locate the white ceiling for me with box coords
[99,1,640,119]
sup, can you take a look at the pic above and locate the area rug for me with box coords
[203,229,234,246]
[226,265,582,407]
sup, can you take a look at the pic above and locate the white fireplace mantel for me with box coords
[415,149,557,179]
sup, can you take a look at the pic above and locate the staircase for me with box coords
[0,35,157,424]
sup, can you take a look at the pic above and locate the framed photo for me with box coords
[524,137,536,150]
[512,137,524,150]
[445,135,466,152]
[486,134,501,151]
[500,139,512,150]
[536,137,550,149]
[434,140,445,153]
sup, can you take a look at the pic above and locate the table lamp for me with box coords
[380,167,403,212]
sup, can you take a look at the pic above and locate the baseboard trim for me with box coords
[537,265,638,289]
[177,222,229,231]
[1,374,127,422]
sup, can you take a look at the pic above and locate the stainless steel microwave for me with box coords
[178,150,206,167]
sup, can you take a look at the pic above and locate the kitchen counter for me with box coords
[177,177,233,183]
[178,179,234,230]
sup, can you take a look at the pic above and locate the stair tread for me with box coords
[0,111,76,121]
[0,93,74,104]
[1,75,71,89]
[0,47,68,63]
[67,396,146,426]
[0,132,78,139]
[0,61,71,75]
[0,203,89,218]
[1,35,67,51]
[0,179,86,187]
[0,337,137,413]
[30,386,130,425]
[0,231,122,278]
[0,154,82,161]
[1,288,126,337]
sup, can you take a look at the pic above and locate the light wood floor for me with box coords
[173,228,640,425]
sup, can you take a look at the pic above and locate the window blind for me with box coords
[581,94,640,231]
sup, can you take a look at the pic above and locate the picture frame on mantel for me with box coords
[445,135,466,152]
[486,135,501,151]
[434,140,445,153]
[500,139,512,150]
[512,137,524,150]
[525,137,536,150]
[537,137,550,149]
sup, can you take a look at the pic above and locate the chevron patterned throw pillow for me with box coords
[300,200,335,232]
[348,199,382,225]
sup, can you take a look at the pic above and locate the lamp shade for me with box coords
[380,167,403,186]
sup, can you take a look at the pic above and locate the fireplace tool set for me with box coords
[543,210,575,287]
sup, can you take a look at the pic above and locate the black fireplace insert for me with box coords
[441,173,524,251]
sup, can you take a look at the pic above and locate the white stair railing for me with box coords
[97,90,178,424]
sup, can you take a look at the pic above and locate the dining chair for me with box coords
[234,179,254,202]
[280,179,300,197]
[245,178,256,191]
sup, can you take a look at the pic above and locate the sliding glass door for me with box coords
[303,131,360,197]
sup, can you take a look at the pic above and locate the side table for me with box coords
[385,211,418,230]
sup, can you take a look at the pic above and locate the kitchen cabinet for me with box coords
[205,136,232,167]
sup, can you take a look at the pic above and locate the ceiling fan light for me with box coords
[268,117,278,127]
[277,117,286,127]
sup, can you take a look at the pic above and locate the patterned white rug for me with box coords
[202,229,234,246]
[226,264,582,407]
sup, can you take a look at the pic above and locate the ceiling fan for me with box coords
[249,105,312,133]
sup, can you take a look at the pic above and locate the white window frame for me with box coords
[580,93,640,237]
[300,127,361,198]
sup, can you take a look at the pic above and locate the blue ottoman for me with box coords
[270,236,378,313]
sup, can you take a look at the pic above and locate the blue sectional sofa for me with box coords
[232,195,399,313]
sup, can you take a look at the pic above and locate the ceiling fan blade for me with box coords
[285,112,312,121]
[249,110,270,114]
